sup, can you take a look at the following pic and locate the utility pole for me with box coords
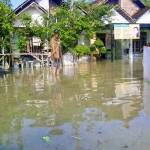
[2,37,5,68]
[46,0,51,52]
[111,24,114,62]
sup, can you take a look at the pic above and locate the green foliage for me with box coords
[90,39,107,54]
[100,46,107,54]
[90,44,96,52]
[14,1,112,53]
[49,2,112,52]
[16,36,27,52]
[74,44,90,56]
[94,39,104,48]
[17,13,33,37]
[0,2,15,52]
[0,0,12,7]
[16,13,48,52]
[141,0,150,6]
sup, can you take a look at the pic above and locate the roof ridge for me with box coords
[14,0,33,12]
[115,6,134,23]
[118,6,134,18]
[132,7,150,20]
[14,0,48,15]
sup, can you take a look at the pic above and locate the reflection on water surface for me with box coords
[0,58,150,150]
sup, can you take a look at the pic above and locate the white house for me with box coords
[13,0,62,52]
[14,0,63,26]
[96,0,150,58]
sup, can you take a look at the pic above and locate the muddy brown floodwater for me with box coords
[0,58,150,150]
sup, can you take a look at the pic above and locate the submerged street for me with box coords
[0,58,150,150]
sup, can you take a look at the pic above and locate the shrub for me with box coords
[101,46,107,54]
[90,44,96,52]
[16,36,27,52]
[74,45,91,57]
[91,39,107,54]
[94,39,104,48]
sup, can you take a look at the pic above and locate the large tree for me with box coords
[0,0,12,7]
[0,2,15,52]
[141,0,150,6]
[15,1,112,54]
[49,2,112,52]
[16,13,49,52]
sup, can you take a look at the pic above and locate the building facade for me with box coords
[13,0,62,52]
[96,0,150,58]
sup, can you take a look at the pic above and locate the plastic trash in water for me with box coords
[71,136,82,140]
[42,136,52,143]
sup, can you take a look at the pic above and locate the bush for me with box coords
[91,39,107,54]
[16,36,27,52]
[74,45,91,57]
[90,44,96,52]
[94,39,104,48]
[101,46,107,54]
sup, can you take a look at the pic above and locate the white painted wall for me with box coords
[36,0,55,10]
[110,10,129,24]
[136,10,150,24]
[143,46,150,82]
[14,5,44,27]
[14,19,24,27]
[36,0,49,10]
[143,47,150,116]
[144,81,150,117]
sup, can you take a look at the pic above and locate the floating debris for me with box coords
[123,145,129,148]
[42,136,52,143]
[98,131,102,134]
[72,136,82,140]
[26,100,49,104]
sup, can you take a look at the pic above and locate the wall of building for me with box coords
[143,46,150,81]
[110,10,129,24]
[36,0,49,10]
[36,0,55,10]
[14,6,44,27]
[137,10,150,24]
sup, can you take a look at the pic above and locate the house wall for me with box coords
[110,10,129,24]
[143,46,150,81]
[36,0,55,10]
[36,0,49,10]
[136,10,150,24]
[14,6,44,27]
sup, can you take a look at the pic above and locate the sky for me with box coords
[12,0,24,8]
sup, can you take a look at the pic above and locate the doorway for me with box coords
[133,32,147,53]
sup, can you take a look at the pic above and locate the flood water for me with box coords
[0,58,150,150]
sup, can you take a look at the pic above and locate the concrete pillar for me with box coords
[129,39,133,61]
[129,39,133,78]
